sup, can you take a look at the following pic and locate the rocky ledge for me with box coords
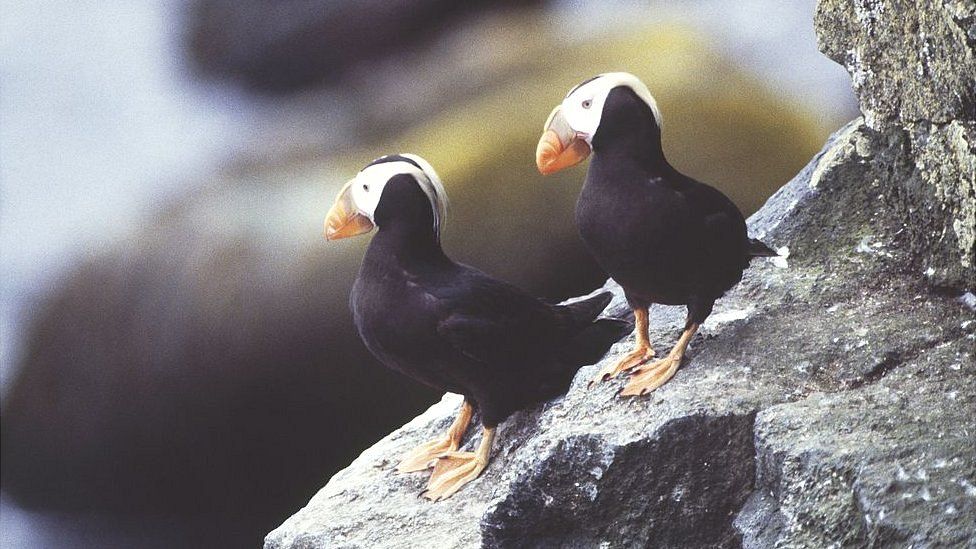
[264,118,975,548]
[267,0,975,546]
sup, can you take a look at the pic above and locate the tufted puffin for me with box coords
[324,154,632,500]
[535,73,777,396]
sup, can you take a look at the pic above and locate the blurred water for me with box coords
[0,0,254,394]
[0,3,248,543]
[0,494,190,549]
[0,0,855,405]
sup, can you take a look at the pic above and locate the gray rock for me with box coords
[264,118,976,548]
[815,0,976,289]
[737,339,976,548]
[815,0,975,129]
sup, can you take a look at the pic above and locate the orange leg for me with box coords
[590,307,655,386]
[621,323,699,396]
[397,400,474,473]
[423,426,495,501]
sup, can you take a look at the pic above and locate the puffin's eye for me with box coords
[582,99,592,109]
[362,183,370,192]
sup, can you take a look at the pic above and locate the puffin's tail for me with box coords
[747,238,778,258]
[556,291,633,367]
[568,317,633,367]
[558,291,615,325]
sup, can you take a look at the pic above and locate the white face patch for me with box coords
[348,154,448,239]
[560,72,662,143]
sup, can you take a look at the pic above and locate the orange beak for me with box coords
[535,106,591,175]
[324,180,374,240]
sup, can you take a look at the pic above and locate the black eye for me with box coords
[362,184,369,191]
[582,99,592,109]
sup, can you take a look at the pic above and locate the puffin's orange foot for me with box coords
[397,438,457,473]
[620,355,681,396]
[400,400,474,472]
[422,451,487,501]
[589,346,655,386]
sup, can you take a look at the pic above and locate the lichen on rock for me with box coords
[815,0,975,129]
[816,0,976,289]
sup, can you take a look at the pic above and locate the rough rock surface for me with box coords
[815,0,975,129]
[265,120,976,548]
[816,0,976,288]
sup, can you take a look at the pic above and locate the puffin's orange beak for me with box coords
[536,106,591,175]
[324,180,374,240]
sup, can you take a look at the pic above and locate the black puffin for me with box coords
[324,154,631,499]
[535,73,777,396]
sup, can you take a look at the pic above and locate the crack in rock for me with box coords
[481,413,758,548]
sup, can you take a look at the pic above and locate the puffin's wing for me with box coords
[679,179,748,248]
[437,314,521,366]
[432,270,559,367]
[689,181,776,258]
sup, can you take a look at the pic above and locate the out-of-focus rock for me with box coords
[0,18,827,549]
[185,0,542,92]
[264,121,976,548]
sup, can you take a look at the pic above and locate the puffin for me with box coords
[324,154,631,500]
[535,73,777,396]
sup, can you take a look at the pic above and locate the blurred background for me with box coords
[0,0,856,546]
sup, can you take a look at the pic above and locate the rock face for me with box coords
[266,2,976,545]
[816,0,975,288]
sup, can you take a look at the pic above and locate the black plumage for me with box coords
[326,156,630,499]
[352,176,628,422]
[578,86,771,321]
[537,74,776,395]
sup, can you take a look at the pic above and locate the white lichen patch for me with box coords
[959,478,976,497]
[703,306,756,330]
[855,236,893,257]
[771,246,790,269]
